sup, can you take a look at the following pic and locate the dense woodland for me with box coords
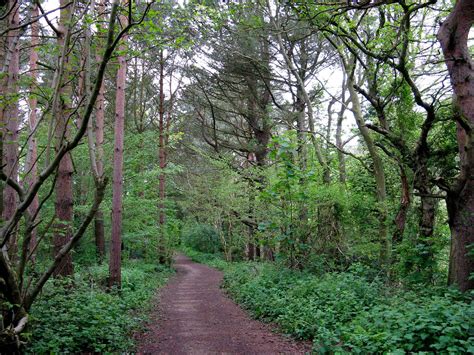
[0,0,473,352]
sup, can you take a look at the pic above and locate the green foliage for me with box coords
[340,290,474,353]
[219,260,474,354]
[27,262,172,353]
[183,246,228,270]
[182,223,220,253]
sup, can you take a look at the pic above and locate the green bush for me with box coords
[221,262,474,354]
[182,223,220,253]
[183,246,228,270]
[340,290,474,353]
[27,261,172,353]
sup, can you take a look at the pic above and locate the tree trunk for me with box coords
[336,79,347,184]
[2,0,20,260]
[0,0,8,223]
[246,176,257,261]
[93,210,105,259]
[346,61,390,271]
[157,50,167,264]
[91,0,106,261]
[109,12,128,287]
[53,0,74,277]
[26,3,40,261]
[438,0,474,291]
[94,68,106,260]
[393,165,410,244]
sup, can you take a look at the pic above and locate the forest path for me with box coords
[136,254,310,354]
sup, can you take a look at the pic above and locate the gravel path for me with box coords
[136,254,310,354]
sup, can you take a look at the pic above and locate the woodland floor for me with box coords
[136,254,310,354]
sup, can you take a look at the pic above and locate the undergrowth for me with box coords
[185,249,474,354]
[26,261,172,353]
[181,246,228,270]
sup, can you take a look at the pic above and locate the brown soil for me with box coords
[136,254,311,354]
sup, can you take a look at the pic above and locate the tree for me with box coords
[438,0,474,291]
[53,0,75,277]
[2,0,20,260]
[0,0,150,348]
[26,2,40,261]
[109,5,129,288]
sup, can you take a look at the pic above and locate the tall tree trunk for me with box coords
[158,50,167,264]
[0,1,8,223]
[94,0,106,262]
[345,61,390,271]
[53,0,74,277]
[2,0,20,260]
[109,11,128,287]
[336,75,348,184]
[438,0,474,291]
[26,3,40,261]
[86,0,106,262]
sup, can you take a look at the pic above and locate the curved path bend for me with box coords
[136,254,309,354]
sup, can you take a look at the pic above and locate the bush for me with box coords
[340,290,474,353]
[182,223,220,253]
[221,262,474,354]
[183,247,228,270]
[27,261,172,353]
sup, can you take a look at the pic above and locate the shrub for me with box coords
[27,262,172,353]
[340,290,474,353]
[183,247,228,270]
[182,223,220,253]
[220,262,474,354]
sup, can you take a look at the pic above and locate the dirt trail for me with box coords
[136,254,309,354]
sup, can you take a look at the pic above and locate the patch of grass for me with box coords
[26,261,172,353]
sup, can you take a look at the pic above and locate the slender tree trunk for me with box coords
[88,0,106,262]
[26,3,40,261]
[346,61,390,271]
[94,12,106,262]
[336,118,346,184]
[157,50,167,264]
[336,78,347,184]
[438,0,474,291]
[3,0,20,260]
[53,0,74,277]
[109,12,128,287]
[246,173,256,261]
[0,1,8,223]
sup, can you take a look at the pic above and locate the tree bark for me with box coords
[3,0,20,261]
[25,3,40,261]
[0,9,5,228]
[109,11,128,287]
[336,74,348,184]
[438,0,474,291]
[393,164,410,244]
[90,0,106,262]
[53,0,74,277]
[158,49,167,264]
